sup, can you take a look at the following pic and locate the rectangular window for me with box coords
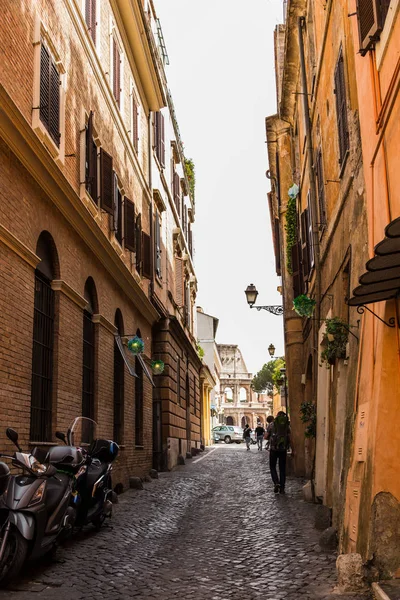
[155,211,162,279]
[85,0,97,45]
[112,36,121,108]
[85,111,98,202]
[155,112,165,167]
[142,231,152,279]
[315,147,326,226]
[100,148,113,214]
[300,209,310,284]
[135,214,142,273]
[40,43,60,147]
[188,223,193,258]
[334,48,349,168]
[175,256,184,307]
[173,172,180,213]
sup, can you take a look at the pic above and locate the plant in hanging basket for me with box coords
[127,335,145,355]
[320,317,349,368]
[151,359,165,375]
[293,295,316,317]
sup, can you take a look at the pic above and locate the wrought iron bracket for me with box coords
[356,305,396,328]
[250,305,284,316]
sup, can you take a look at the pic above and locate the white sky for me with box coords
[156,0,285,375]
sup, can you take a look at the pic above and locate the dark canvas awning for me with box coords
[348,216,400,307]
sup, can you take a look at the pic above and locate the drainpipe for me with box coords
[298,16,321,490]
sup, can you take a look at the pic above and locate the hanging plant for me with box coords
[320,318,349,367]
[293,295,316,317]
[285,188,298,275]
[300,401,316,438]
[197,344,205,359]
[127,336,145,355]
[151,359,165,375]
[184,158,195,200]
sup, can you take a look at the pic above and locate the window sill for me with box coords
[111,232,124,257]
[32,118,64,165]
[135,445,144,450]
[81,189,101,220]
[29,441,58,446]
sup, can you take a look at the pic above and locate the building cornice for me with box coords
[0,84,160,326]
[0,224,40,269]
[51,280,87,309]
[92,314,118,334]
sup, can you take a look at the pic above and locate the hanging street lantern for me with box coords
[127,336,145,355]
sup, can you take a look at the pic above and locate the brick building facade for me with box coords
[0,0,201,487]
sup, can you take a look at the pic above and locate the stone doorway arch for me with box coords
[226,416,234,426]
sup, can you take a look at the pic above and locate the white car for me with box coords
[213,425,243,444]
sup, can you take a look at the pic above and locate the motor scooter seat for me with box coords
[85,460,109,489]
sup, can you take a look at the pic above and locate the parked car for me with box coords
[212,425,243,444]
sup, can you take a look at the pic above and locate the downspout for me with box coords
[298,16,321,494]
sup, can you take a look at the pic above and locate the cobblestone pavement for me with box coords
[0,445,372,600]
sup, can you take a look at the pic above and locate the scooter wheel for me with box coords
[92,513,107,531]
[0,525,28,587]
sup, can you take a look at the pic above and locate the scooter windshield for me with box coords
[67,417,98,447]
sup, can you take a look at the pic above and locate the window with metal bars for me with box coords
[40,42,60,147]
[30,272,55,442]
[334,48,349,168]
[135,356,144,446]
[113,312,124,444]
[82,310,95,423]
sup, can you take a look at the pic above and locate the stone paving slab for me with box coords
[0,445,372,599]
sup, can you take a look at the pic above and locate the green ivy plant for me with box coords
[184,158,195,200]
[196,343,205,359]
[293,295,316,317]
[320,317,349,368]
[300,401,316,438]
[285,194,297,275]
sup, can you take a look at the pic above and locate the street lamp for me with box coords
[244,284,283,316]
[268,344,275,358]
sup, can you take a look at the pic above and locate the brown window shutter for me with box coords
[173,172,180,211]
[274,218,281,274]
[113,38,120,107]
[124,199,135,252]
[85,111,97,200]
[155,211,162,278]
[85,0,91,30]
[188,224,193,258]
[49,61,60,147]
[291,241,302,299]
[160,112,165,167]
[142,232,152,279]
[334,49,349,165]
[91,0,96,45]
[135,213,142,272]
[356,0,382,55]
[175,257,184,307]
[315,147,326,225]
[155,112,160,159]
[306,195,315,270]
[132,95,138,152]
[40,44,50,130]
[300,209,310,279]
[100,148,113,214]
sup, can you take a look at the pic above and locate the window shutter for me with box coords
[155,212,162,278]
[307,194,315,270]
[113,37,120,107]
[124,199,135,252]
[315,147,326,225]
[356,0,382,55]
[188,224,193,258]
[85,0,91,30]
[175,257,184,307]
[334,49,349,165]
[40,44,50,129]
[132,94,138,152]
[291,241,302,299]
[113,173,118,232]
[100,148,113,214]
[91,0,96,45]
[160,112,165,167]
[49,61,60,146]
[135,213,142,272]
[300,210,310,282]
[173,172,180,211]
[142,232,152,279]
[274,218,281,274]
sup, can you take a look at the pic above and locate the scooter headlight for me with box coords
[28,481,46,506]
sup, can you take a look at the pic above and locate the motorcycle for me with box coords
[0,427,84,586]
[55,417,119,530]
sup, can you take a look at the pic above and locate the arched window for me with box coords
[226,416,234,426]
[239,387,247,402]
[82,278,98,427]
[135,328,144,446]
[30,232,59,441]
[224,387,233,401]
[113,310,124,444]
[241,416,246,428]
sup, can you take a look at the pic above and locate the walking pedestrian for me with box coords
[265,415,274,450]
[243,424,252,450]
[265,411,292,494]
[255,422,265,451]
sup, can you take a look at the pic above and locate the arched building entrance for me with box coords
[226,416,234,426]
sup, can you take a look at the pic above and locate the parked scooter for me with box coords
[0,427,84,586]
[54,417,119,530]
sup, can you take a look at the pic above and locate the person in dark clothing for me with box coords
[243,424,252,450]
[255,423,265,451]
[265,411,292,494]
[265,415,275,450]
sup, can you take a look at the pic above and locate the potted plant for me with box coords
[293,295,316,317]
[320,317,349,367]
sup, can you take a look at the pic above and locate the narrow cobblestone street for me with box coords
[0,446,372,600]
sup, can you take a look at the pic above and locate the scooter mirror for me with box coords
[6,428,21,451]
[55,431,66,444]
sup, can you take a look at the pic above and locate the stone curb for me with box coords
[372,583,391,600]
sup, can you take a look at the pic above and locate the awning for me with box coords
[348,216,400,307]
